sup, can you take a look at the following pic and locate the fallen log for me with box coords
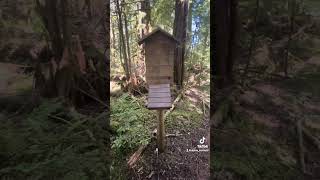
[127,144,148,168]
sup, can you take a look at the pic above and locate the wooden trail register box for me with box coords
[138,28,179,152]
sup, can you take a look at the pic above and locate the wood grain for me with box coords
[148,97,171,103]
[147,84,172,109]
[147,102,172,109]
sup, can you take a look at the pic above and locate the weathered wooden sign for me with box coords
[138,28,179,152]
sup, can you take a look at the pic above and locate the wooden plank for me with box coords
[148,97,171,103]
[147,83,172,109]
[148,92,171,98]
[149,88,170,93]
[147,102,172,109]
[149,86,170,91]
[147,79,172,84]
[149,84,170,88]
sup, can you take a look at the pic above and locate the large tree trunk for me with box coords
[213,0,238,88]
[35,0,63,61]
[137,0,151,79]
[140,0,151,36]
[227,0,239,82]
[173,0,189,90]
[186,1,193,58]
[34,0,109,106]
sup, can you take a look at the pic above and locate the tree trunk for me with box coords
[123,8,137,89]
[173,0,189,90]
[284,0,296,77]
[115,0,130,79]
[186,2,193,58]
[213,0,230,88]
[123,11,132,77]
[227,0,239,82]
[35,0,63,61]
[137,0,151,78]
[140,0,151,36]
[34,0,109,106]
[214,0,239,88]
[243,0,259,81]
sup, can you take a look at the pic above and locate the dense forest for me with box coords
[0,0,109,179]
[212,0,320,179]
[0,0,210,179]
[2,0,319,179]
[110,0,210,179]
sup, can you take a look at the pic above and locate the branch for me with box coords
[76,87,109,108]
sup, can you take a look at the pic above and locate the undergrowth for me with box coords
[110,94,154,179]
[278,69,320,98]
[166,98,203,131]
[0,99,108,180]
[212,110,303,180]
[110,93,205,179]
[110,94,154,154]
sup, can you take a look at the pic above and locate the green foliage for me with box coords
[111,0,210,79]
[30,10,47,40]
[0,99,108,180]
[166,98,203,131]
[212,111,303,180]
[111,94,154,154]
[110,94,155,179]
[151,0,175,32]
[304,0,320,16]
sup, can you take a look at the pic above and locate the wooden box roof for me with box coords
[138,27,179,45]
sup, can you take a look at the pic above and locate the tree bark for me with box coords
[227,0,239,82]
[213,0,230,88]
[34,0,109,106]
[123,10,132,77]
[173,0,189,90]
[137,0,151,78]
[115,0,130,79]
[284,0,296,77]
[213,0,239,88]
[140,0,151,37]
[243,0,259,81]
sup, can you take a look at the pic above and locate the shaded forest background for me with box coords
[212,0,320,179]
[0,0,110,179]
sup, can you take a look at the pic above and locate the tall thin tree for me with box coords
[173,0,189,90]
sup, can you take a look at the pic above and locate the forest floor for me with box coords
[111,69,210,179]
[131,88,210,179]
[213,35,320,179]
[0,62,32,96]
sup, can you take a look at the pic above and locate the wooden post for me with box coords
[157,109,165,152]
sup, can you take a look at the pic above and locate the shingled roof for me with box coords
[138,27,179,45]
